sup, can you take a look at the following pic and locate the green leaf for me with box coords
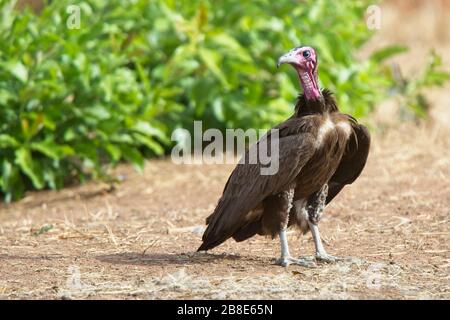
[133,133,164,155]
[120,145,144,172]
[15,147,44,189]
[43,167,57,190]
[30,141,58,160]
[30,140,75,160]
[1,159,25,203]
[74,142,98,162]
[0,134,19,148]
[132,121,166,140]
[210,33,252,63]
[105,144,122,162]
[84,105,111,120]
[370,45,409,62]
[212,98,224,122]
[4,61,29,83]
[198,48,229,87]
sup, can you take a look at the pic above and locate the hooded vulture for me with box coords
[198,46,370,267]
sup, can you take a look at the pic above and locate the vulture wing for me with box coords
[198,118,316,251]
[326,121,371,204]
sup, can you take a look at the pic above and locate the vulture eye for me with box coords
[302,50,311,58]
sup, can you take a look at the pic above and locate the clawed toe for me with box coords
[275,254,361,267]
[296,255,316,264]
[276,256,316,268]
[296,256,317,268]
[315,253,342,263]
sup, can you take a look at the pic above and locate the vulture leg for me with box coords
[308,222,341,263]
[277,229,315,267]
[306,184,341,263]
[275,189,316,268]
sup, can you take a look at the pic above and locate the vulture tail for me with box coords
[197,238,226,252]
[232,220,262,242]
[197,200,234,252]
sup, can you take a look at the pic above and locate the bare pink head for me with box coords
[277,46,321,100]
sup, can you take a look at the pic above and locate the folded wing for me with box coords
[198,119,316,251]
[327,122,371,204]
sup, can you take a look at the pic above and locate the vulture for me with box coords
[198,46,370,267]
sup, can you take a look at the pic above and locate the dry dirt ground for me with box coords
[0,123,449,299]
[1,1,449,299]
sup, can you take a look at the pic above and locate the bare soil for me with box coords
[0,1,449,299]
[0,123,448,299]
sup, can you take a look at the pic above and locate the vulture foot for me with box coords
[315,253,343,263]
[276,256,316,268]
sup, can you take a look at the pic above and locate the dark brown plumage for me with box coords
[198,46,370,266]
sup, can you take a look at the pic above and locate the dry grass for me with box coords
[0,121,448,299]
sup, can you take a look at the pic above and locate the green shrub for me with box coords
[0,0,448,202]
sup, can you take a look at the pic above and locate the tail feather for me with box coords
[199,198,258,251]
[232,220,262,242]
[198,193,263,251]
[197,200,232,251]
[197,238,226,252]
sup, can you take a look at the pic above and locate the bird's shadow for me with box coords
[96,252,244,266]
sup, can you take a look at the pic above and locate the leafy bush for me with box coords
[0,0,448,202]
[390,51,450,120]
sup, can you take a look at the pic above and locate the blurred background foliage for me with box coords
[0,0,448,202]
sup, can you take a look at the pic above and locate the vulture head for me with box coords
[277,46,321,100]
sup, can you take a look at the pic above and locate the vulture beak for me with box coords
[277,50,298,68]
